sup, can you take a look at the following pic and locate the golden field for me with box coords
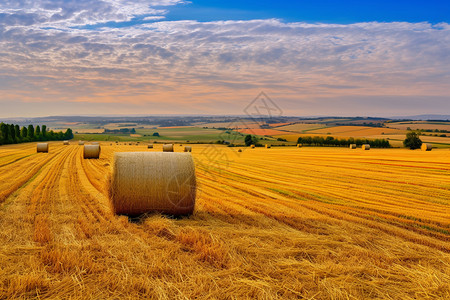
[0,143,449,299]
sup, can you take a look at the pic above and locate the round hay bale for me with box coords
[421,143,432,151]
[251,145,255,149]
[297,144,302,148]
[362,144,371,150]
[148,144,154,149]
[238,149,242,153]
[184,146,192,152]
[163,144,174,152]
[349,144,357,149]
[63,141,69,145]
[37,143,49,153]
[79,141,85,145]
[265,144,271,149]
[109,152,196,216]
[84,145,101,159]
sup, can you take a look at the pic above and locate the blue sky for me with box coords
[0,0,449,117]
[164,0,450,24]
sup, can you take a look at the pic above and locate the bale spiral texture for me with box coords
[421,144,432,151]
[350,144,357,149]
[110,152,196,216]
[37,143,49,153]
[84,145,101,159]
[163,144,174,152]
[184,146,192,152]
[362,144,371,150]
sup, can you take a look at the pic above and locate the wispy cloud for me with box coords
[0,1,449,116]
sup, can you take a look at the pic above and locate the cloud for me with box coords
[0,2,449,116]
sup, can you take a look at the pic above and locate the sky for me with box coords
[0,0,449,118]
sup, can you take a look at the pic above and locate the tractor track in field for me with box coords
[0,146,68,205]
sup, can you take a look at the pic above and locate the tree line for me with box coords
[297,136,391,148]
[0,123,73,146]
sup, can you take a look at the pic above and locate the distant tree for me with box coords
[42,125,47,137]
[35,125,41,136]
[244,135,253,146]
[64,128,73,140]
[9,124,16,142]
[15,125,21,140]
[27,125,35,139]
[21,127,28,140]
[1,123,9,144]
[130,128,136,134]
[404,131,422,150]
[152,132,160,137]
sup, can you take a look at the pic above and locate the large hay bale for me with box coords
[362,144,371,150]
[79,141,85,145]
[184,146,192,152]
[163,144,174,152]
[148,144,154,149]
[421,143,432,151]
[349,144,357,149]
[63,141,69,145]
[110,152,196,216]
[84,145,101,159]
[37,143,49,153]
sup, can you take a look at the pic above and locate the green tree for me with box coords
[28,125,35,139]
[404,131,422,150]
[35,125,41,136]
[244,135,253,146]
[21,127,28,140]
[1,123,9,144]
[152,132,160,137]
[64,128,73,140]
[15,125,21,140]
[42,125,47,137]
[9,124,16,142]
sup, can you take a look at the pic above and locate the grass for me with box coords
[0,143,449,299]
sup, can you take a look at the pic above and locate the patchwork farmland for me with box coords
[0,142,449,299]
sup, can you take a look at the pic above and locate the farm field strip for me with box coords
[0,143,449,299]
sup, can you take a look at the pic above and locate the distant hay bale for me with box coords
[37,143,49,153]
[265,144,271,149]
[83,145,101,159]
[63,141,69,145]
[163,144,174,152]
[350,144,357,149]
[251,145,255,149]
[78,141,85,145]
[184,146,192,152]
[148,144,154,149]
[129,143,132,146]
[109,152,196,216]
[297,144,302,148]
[362,144,371,150]
[421,143,432,151]
[238,149,242,153]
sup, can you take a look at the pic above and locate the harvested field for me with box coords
[0,143,449,299]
